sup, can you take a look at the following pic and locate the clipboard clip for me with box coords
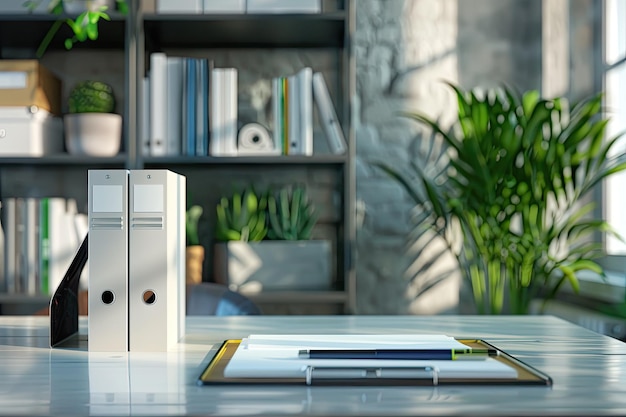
[304,366,439,386]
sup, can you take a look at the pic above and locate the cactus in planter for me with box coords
[214,185,330,291]
[68,80,116,113]
[267,185,318,241]
[63,80,121,156]
[215,186,268,242]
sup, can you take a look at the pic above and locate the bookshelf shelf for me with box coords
[144,13,345,48]
[142,154,348,166]
[0,1,356,316]
[0,14,126,51]
[246,290,348,304]
[0,155,127,166]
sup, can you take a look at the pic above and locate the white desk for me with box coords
[1,315,626,416]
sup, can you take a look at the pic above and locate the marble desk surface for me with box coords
[1,315,626,416]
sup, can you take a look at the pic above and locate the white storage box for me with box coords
[157,0,201,13]
[246,0,320,13]
[0,107,63,156]
[0,0,51,13]
[204,0,245,13]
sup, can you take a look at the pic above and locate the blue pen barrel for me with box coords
[375,350,453,360]
[306,349,456,360]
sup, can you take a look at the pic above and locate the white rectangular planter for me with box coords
[214,240,331,292]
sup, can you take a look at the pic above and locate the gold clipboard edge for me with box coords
[462,339,553,386]
[198,339,242,384]
[198,338,553,386]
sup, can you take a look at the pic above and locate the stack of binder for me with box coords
[87,169,186,352]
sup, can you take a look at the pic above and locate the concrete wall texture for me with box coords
[354,0,600,314]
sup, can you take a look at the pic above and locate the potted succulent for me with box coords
[24,0,128,57]
[213,184,331,292]
[377,83,626,315]
[185,205,204,285]
[64,80,122,156]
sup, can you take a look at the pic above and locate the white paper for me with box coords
[224,334,518,380]
[244,334,467,350]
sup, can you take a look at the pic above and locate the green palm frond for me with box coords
[375,83,626,314]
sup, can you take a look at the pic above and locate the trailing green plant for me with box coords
[215,186,268,242]
[23,0,128,57]
[68,80,116,113]
[267,185,318,241]
[186,205,203,246]
[377,82,626,315]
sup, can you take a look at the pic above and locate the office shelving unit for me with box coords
[0,0,355,315]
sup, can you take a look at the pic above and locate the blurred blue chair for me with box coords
[186,283,261,316]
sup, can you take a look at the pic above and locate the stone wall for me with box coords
[353,0,600,314]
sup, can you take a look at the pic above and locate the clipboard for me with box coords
[197,339,552,386]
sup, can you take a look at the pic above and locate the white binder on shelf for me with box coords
[298,67,313,156]
[128,170,186,352]
[149,52,168,157]
[209,68,223,156]
[88,170,129,352]
[166,56,184,156]
[2,198,16,293]
[223,68,238,156]
[312,72,347,154]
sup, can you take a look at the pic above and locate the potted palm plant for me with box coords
[213,184,331,292]
[377,83,626,315]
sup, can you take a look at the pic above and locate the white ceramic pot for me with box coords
[64,113,122,156]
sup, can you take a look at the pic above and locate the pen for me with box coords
[297,348,490,360]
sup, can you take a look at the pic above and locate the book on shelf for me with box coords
[166,56,184,156]
[209,68,222,156]
[271,78,283,153]
[210,67,239,157]
[150,52,168,157]
[146,52,241,158]
[2,198,16,293]
[182,57,196,156]
[144,53,346,158]
[195,58,211,157]
[299,67,313,156]
[0,197,85,296]
[312,72,347,155]
[271,68,313,156]
[141,76,151,157]
[224,68,239,156]
[272,68,346,156]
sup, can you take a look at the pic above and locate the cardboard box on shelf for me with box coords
[0,60,62,116]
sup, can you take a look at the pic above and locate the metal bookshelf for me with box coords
[0,0,356,315]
